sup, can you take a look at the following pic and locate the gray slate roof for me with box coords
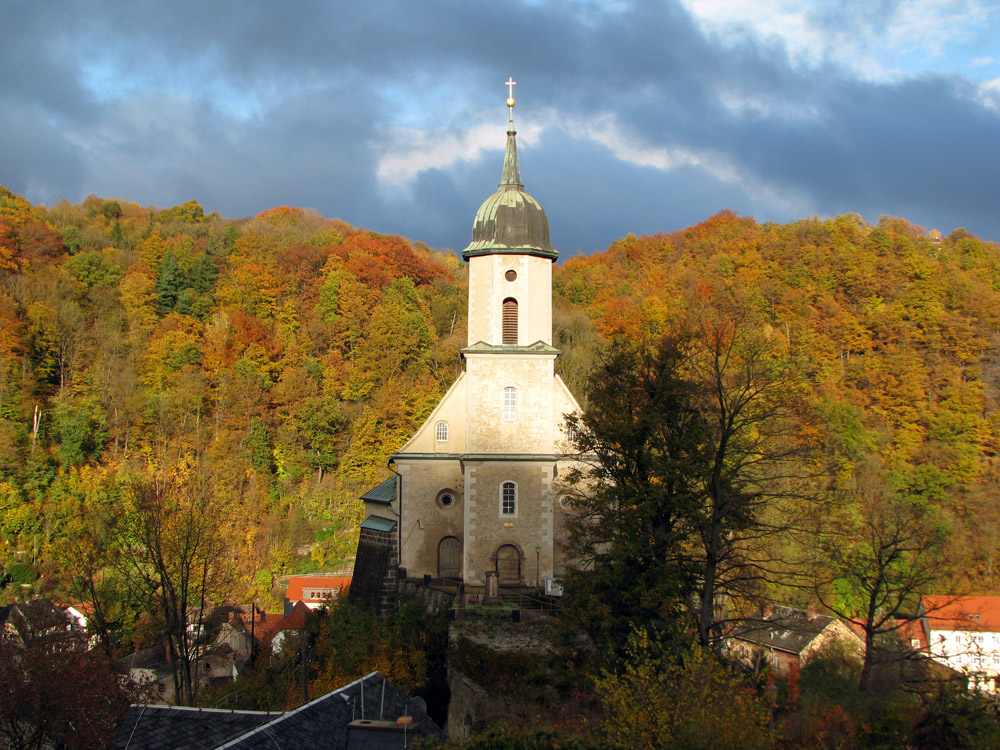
[114,706,276,749]
[360,476,396,505]
[730,605,837,655]
[114,671,442,750]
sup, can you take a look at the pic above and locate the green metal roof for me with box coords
[360,515,398,532]
[462,103,557,262]
[360,475,397,505]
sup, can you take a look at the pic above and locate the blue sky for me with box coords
[3,1,1000,257]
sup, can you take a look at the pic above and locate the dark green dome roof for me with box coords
[462,106,557,261]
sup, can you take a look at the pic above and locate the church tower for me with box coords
[354,83,581,606]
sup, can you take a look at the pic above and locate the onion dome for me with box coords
[462,97,557,261]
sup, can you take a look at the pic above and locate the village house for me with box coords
[726,604,864,675]
[285,574,351,612]
[0,597,78,647]
[122,644,237,705]
[920,594,1000,692]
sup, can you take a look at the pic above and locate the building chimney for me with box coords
[762,603,773,619]
[806,604,817,619]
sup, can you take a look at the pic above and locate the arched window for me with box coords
[502,298,518,344]
[435,421,449,442]
[501,481,517,516]
[503,387,517,421]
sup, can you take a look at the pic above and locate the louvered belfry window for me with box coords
[502,298,518,344]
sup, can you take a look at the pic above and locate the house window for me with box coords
[501,482,517,515]
[505,269,517,282]
[503,387,517,422]
[435,421,449,442]
[502,298,518,344]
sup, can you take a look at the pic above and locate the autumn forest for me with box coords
[2,183,1000,744]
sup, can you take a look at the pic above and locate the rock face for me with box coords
[445,614,558,740]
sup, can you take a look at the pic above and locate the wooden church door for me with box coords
[496,545,521,585]
[438,537,461,579]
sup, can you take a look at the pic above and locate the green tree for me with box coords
[564,311,818,651]
[817,459,950,691]
[562,335,707,653]
[153,252,183,316]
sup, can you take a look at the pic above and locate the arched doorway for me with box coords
[496,544,521,585]
[438,537,461,579]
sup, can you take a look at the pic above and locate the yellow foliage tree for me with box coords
[595,630,773,750]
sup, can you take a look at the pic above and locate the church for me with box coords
[351,84,583,610]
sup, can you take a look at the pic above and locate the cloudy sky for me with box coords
[4,1,1000,257]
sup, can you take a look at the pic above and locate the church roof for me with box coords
[462,94,557,262]
[359,475,397,505]
[360,515,397,533]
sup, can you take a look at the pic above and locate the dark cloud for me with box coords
[3,0,999,255]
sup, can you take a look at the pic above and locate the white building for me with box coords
[920,595,1000,691]
[351,87,583,610]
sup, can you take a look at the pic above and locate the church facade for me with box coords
[353,88,582,607]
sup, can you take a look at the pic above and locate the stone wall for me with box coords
[349,526,398,616]
[446,666,493,742]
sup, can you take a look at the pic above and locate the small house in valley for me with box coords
[726,604,863,675]
[921,595,1000,692]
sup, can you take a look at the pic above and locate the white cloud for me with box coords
[562,112,814,218]
[977,78,1000,111]
[372,108,553,189]
[680,0,1000,82]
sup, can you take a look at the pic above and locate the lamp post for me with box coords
[535,545,541,590]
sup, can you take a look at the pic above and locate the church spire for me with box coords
[462,79,557,261]
[500,78,523,189]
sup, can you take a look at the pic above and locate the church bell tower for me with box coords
[355,81,581,603]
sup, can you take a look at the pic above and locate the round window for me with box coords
[440,494,453,507]
[437,490,456,509]
[505,269,517,282]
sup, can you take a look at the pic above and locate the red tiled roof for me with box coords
[922,595,1000,632]
[285,576,351,602]
[845,617,929,650]
[253,602,313,642]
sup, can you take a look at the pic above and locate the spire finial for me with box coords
[499,77,522,189]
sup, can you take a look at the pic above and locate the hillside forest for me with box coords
[1,187,999,673]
